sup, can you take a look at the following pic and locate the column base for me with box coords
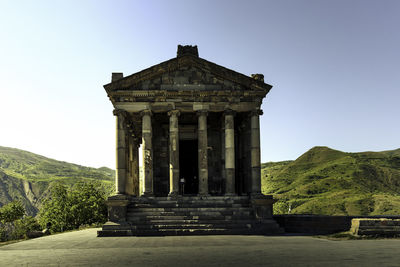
[168,191,179,199]
[250,196,276,220]
[141,192,154,198]
[250,192,265,199]
[106,194,129,223]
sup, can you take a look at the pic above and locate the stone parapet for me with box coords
[351,218,400,236]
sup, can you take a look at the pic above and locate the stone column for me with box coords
[168,110,180,197]
[129,138,140,196]
[197,110,209,196]
[133,141,140,196]
[141,110,153,197]
[224,109,236,195]
[113,109,127,195]
[125,138,134,195]
[250,110,263,196]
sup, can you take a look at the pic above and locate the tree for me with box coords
[38,182,70,232]
[68,181,108,228]
[38,181,108,232]
[0,201,25,223]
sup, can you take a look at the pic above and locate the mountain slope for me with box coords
[262,146,400,215]
[0,146,115,215]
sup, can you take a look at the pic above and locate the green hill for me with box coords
[0,146,115,216]
[262,146,400,216]
[3,145,400,217]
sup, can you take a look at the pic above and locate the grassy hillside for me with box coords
[0,146,115,215]
[262,146,400,216]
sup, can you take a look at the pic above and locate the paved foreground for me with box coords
[1,229,400,267]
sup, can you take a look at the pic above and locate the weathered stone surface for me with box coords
[141,110,153,196]
[197,110,208,196]
[224,110,235,195]
[114,109,127,194]
[351,218,400,236]
[106,194,129,223]
[98,196,283,236]
[168,110,180,197]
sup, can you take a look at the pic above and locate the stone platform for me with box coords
[4,228,400,266]
[98,196,283,236]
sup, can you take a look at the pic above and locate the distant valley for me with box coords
[0,146,114,216]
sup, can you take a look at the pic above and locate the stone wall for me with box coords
[351,218,400,236]
[274,215,400,234]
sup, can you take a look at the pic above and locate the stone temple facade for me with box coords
[98,45,283,236]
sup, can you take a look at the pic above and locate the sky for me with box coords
[0,0,399,169]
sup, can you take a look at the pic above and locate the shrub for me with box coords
[0,201,26,241]
[13,216,42,239]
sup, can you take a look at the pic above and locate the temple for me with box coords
[98,45,283,236]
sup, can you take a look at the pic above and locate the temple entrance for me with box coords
[179,139,198,195]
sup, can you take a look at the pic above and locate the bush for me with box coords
[13,216,42,239]
[0,201,25,223]
[0,201,31,242]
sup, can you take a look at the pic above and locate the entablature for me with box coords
[107,89,267,105]
[114,101,262,113]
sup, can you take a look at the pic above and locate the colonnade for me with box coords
[114,109,263,197]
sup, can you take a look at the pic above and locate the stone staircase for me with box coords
[99,196,283,236]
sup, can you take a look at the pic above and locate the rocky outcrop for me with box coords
[0,171,42,216]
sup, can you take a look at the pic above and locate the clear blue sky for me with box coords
[0,0,399,168]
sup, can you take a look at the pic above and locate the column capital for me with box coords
[250,109,263,116]
[197,109,208,117]
[113,109,128,117]
[140,109,152,117]
[168,109,181,117]
[224,109,236,116]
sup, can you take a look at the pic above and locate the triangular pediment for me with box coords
[104,55,272,93]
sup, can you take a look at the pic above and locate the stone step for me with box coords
[127,212,254,220]
[131,196,250,201]
[357,226,400,230]
[128,215,252,221]
[134,219,255,224]
[130,228,258,236]
[98,220,284,237]
[130,203,250,208]
[128,207,252,212]
[133,223,254,230]
[127,210,254,216]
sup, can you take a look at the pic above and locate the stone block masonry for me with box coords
[351,218,400,236]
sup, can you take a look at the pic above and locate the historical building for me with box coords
[98,45,282,236]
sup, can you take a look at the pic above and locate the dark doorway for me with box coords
[179,139,198,195]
